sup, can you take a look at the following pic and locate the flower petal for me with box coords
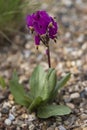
[48,17,58,39]
[35,35,40,45]
[26,14,34,27]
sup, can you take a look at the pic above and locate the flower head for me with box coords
[26,10,58,46]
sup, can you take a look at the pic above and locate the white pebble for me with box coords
[9,113,15,121]
[77,34,84,43]
[29,123,35,130]
[4,118,11,126]
[3,102,11,108]
[58,125,66,130]
[70,93,80,99]
[28,113,36,121]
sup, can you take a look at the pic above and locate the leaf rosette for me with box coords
[7,65,71,118]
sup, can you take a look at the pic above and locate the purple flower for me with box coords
[26,10,58,45]
[48,17,58,39]
[34,11,51,35]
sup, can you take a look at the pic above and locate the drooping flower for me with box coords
[26,10,58,46]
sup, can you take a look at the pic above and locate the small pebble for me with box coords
[21,113,28,119]
[58,125,66,130]
[80,90,87,98]
[8,94,14,101]
[4,118,11,126]
[66,103,75,109]
[9,100,14,105]
[64,120,70,126]
[3,102,11,108]
[47,127,55,130]
[28,113,36,121]
[70,93,80,99]
[16,127,21,130]
[1,107,9,114]
[28,123,35,130]
[80,113,87,120]
[62,0,73,7]
[82,127,87,130]
[63,95,71,103]
[55,127,59,130]
[77,34,84,43]
[21,123,27,128]
[9,113,15,121]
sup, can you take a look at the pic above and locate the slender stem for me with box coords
[47,44,51,68]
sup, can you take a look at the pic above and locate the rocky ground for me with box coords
[0,0,87,130]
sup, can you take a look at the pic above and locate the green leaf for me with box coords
[9,72,29,107]
[51,73,71,101]
[12,70,19,82]
[47,69,57,101]
[29,65,49,100]
[37,105,71,118]
[29,96,43,113]
[55,73,71,91]
[0,76,6,88]
[24,95,33,105]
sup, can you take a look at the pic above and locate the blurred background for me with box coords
[0,0,87,129]
[0,0,87,81]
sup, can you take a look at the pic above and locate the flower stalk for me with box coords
[46,44,51,68]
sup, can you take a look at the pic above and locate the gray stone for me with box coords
[1,107,9,114]
[63,95,71,103]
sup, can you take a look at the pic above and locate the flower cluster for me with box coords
[26,10,58,46]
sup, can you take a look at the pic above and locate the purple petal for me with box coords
[48,17,58,39]
[35,35,40,45]
[26,14,34,27]
[33,11,51,35]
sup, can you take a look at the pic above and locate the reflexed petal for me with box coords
[48,17,58,39]
[35,35,40,45]
[26,14,34,27]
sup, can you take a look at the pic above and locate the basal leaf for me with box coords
[28,96,42,113]
[55,73,71,91]
[12,70,19,82]
[47,68,54,76]
[9,72,29,107]
[29,65,49,100]
[0,76,6,88]
[37,104,71,118]
[47,69,57,101]
[50,73,71,101]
